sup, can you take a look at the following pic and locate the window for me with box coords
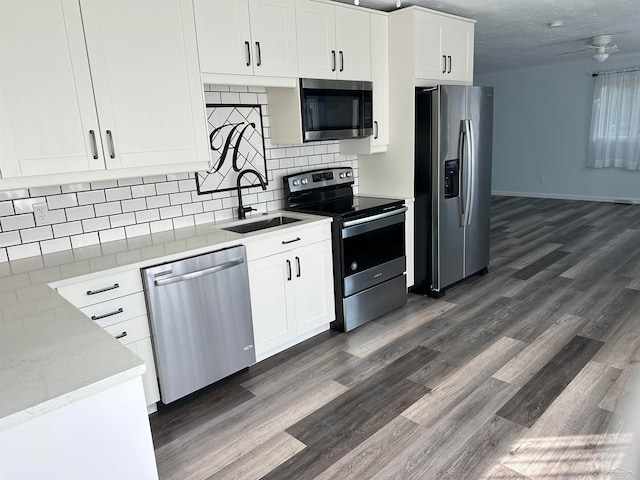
[588,69,640,170]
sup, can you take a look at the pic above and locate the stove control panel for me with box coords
[284,167,354,193]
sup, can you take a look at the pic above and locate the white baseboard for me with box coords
[492,190,640,205]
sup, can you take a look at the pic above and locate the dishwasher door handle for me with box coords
[154,258,244,286]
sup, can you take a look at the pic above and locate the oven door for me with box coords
[341,207,407,296]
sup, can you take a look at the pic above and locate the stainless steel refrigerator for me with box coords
[413,85,494,297]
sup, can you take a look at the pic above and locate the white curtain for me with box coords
[588,69,640,170]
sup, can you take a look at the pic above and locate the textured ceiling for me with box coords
[331,0,640,74]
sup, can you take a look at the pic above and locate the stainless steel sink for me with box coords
[222,216,301,234]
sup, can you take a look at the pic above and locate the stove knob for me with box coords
[339,173,346,179]
[346,171,353,177]
[292,180,300,186]
[301,178,308,184]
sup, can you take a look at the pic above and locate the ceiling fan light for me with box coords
[592,52,609,62]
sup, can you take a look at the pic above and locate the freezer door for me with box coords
[433,85,466,291]
[464,87,494,276]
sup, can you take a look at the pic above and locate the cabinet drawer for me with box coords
[245,223,331,260]
[79,292,147,328]
[57,269,143,308]
[103,315,150,345]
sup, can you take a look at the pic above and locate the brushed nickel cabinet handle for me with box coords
[87,283,119,296]
[245,41,251,66]
[374,121,379,139]
[286,259,292,281]
[89,130,99,159]
[442,55,447,73]
[91,307,123,321]
[106,130,115,159]
[339,51,344,72]
[448,55,452,74]
[296,256,301,277]
[331,50,336,72]
[114,331,128,340]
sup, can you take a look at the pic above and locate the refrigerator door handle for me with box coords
[460,120,473,227]
[466,119,476,226]
[457,124,466,226]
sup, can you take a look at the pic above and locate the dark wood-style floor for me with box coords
[150,196,640,480]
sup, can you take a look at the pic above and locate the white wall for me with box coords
[476,54,640,203]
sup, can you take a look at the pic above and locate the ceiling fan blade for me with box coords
[557,47,591,56]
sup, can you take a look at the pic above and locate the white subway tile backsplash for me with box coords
[117,177,143,187]
[53,221,83,238]
[150,219,173,233]
[109,213,136,228]
[156,181,179,195]
[170,192,192,205]
[47,193,78,210]
[0,83,358,262]
[135,209,160,223]
[65,205,95,222]
[1,214,35,231]
[146,195,171,209]
[172,215,194,230]
[77,190,106,205]
[13,198,45,214]
[0,201,15,217]
[105,187,132,202]
[40,237,71,255]
[29,185,61,197]
[0,231,21,248]
[125,223,150,238]
[0,189,29,201]
[71,232,100,249]
[121,198,147,213]
[7,243,41,261]
[159,205,182,219]
[99,228,125,243]
[94,201,122,217]
[20,226,53,243]
[82,217,111,233]
[132,184,157,198]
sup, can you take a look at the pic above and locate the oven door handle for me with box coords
[342,207,407,228]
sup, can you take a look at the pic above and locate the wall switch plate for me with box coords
[34,203,49,223]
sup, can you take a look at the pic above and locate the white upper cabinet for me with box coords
[0,0,103,178]
[81,0,208,171]
[194,0,298,79]
[0,0,209,189]
[296,0,371,81]
[414,9,474,83]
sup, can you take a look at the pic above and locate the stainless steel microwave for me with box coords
[300,78,373,142]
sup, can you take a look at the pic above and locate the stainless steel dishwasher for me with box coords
[141,245,255,404]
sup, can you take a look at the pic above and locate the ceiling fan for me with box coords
[558,35,619,62]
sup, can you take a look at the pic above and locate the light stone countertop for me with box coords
[0,211,331,431]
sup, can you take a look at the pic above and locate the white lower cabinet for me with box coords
[125,338,161,408]
[248,234,334,359]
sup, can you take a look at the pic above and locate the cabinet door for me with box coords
[80,0,208,170]
[370,14,389,148]
[335,7,371,81]
[249,254,295,356]
[126,337,161,406]
[249,0,298,77]
[289,241,332,336]
[0,0,104,178]
[441,17,474,83]
[414,11,444,80]
[193,0,253,76]
[296,0,336,80]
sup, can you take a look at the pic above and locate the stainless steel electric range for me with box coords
[284,167,407,332]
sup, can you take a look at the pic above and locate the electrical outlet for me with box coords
[34,203,49,223]
[538,175,545,184]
